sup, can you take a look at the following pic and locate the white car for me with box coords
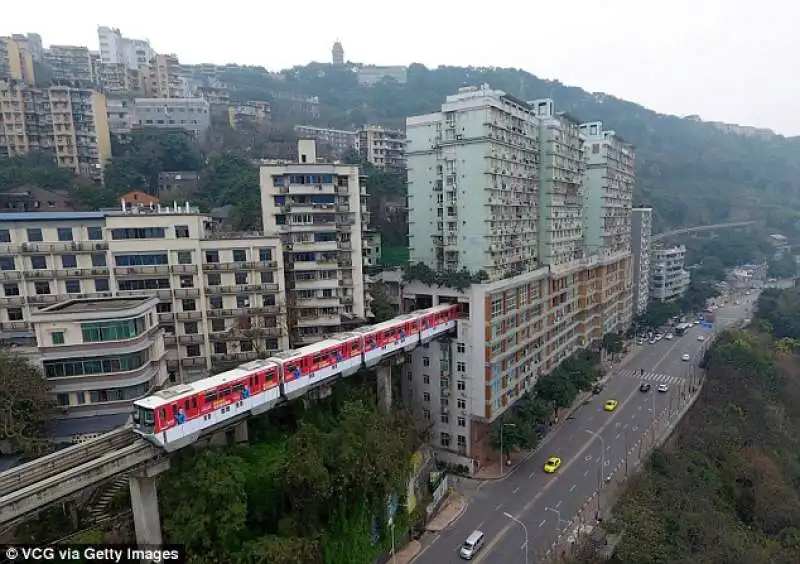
[665,334,673,340]
[657,384,669,393]
[697,335,705,342]
[681,353,691,361]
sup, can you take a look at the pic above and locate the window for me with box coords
[0,229,10,243]
[210,296,222,309]
[51,332,65,345]
[7,308,22,320]
[91,253,107,267]
[0,257,15,271]
[240,340,253,352]
[87,226,102,240]
[57,394,70,406]
[232,249,246,262]
[262,294,276,306]
[423,392,430,402]
[236,295,249,308]
[65,279,81,293]
[457,342,465,354]
[423,356,430,367]
[175,225,190,238]
[457,398,466,410]
[114,253,168,266]
[260,271,274,283]
[179,276,194,288]
[234,272,247,285]
[457,380,466,391]
[592,143,600,154]
[94,278,110,292]
[259,248,272,261]
[205,250,219,263]
[440,397,448,408]
[184,322,198,334]
[441,413,449,424]
[423,409,430,421]
[440,432,451,447]
[34,281,51,295]
[457,361,466,373]
[182,299,196,311]
[457,416,466,427]
[211,319,225,332]
[81,316,146,342]
[214,342,227,354]
[57,227,73,242]
[407,371,413,381]
[61,254,77,268]
[110,227,166,240]
[207,273,221,286]
[423,374,430,384]
[186,344,201,357]
[3,283,19,296]
[26,228,43,242]
[177,251,192,264]
[31,255,47,269]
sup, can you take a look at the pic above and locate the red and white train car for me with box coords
[132,359,281,451]
[355,313,422,368]
[418,304,459,343]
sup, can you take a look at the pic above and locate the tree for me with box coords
[489,412,539,454]
[602,332,624,356]
[0,351,53,455]
[768,253,797,279]
[368,284,396,322]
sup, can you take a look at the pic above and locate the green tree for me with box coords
[489,411,539,454]
[602,332,624,355]
[0,351,52,455]
[768,253,797,279]
[369,284,396,322]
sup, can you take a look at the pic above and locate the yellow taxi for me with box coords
[604,399,619,412]
[543,456,562,473]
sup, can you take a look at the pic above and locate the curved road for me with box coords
[414,295,756,564]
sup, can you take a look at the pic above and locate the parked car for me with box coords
[639,382,652,392]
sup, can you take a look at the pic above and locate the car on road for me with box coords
[665,333,673,340]
[604,399,619,412]
[657,384,669,393]
[459,530,485,560]
[682,353,691,361]
[639,382,652,393]
[543,456,562,473]
[697,335,705,341]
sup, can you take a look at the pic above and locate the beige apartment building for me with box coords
[260,140,368,346]
[44,45,95,85]
[145,54,188,98]
[0,78,111,182]
[359,125,406,172]
[98,62,144,97]
[0,205,288,384]
[0,37,35,84]
[31,296,168,442]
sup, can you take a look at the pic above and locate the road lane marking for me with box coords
[477,521,484,530]
[615,433,621,440]
[538,519,547,528]
[512,487,520,494]
[474,383,644,563]
[555,500,562,508]
[528,470,537,479]
[495,503,503,511]
[584,470,589,477]
[569,484,576,492]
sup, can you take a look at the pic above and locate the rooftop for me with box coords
[40,297,153,315]
[0,211,106,222]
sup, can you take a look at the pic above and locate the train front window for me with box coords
[134,406,155,430]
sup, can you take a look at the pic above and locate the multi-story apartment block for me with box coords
[10,33,43,62]
[31,296,168,441]
[0,37,35,84]
[0,205,288,384]
[98,63,144,97]
[631,208,653,315]
[359,125,406,172]
[580,121,635,255]
[650,245,690,302]
[407,85,541,280]
[260,140,367,346]
[228,101,271,130]
[0,78,111,181]
[97,27,154,71]
[404,86,634,469]
[357,65,408,85]
[363,229,382,267]
[146,54,188,98]
[105,98,137,134]
[44,45,95,85]
[532,99,586,268]
[133,97,210,140]
[294,125,358,158]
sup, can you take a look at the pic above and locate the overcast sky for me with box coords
[5,0,797,135]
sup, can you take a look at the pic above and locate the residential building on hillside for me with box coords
[294,125,358,158]
[97,63,144,97]
[105,98,136,134]
[0,37,35,84]
[357,65,408,85]
[650,245,690,302]
[145,54,189,98]
[404,85,634,469]
[158,171,200,198]
[97,27,154,70]
[132,97,210,140]
[260,140,368,346]
[44,45,95,85]
[363,229,382,267]
[10,33,43,62]
[359,125,406,172]
[32,296,168,442]
[0,78,111,182]
[631,208,653,315]
[0,187,74,212]
[228,101,271,129]
[0,205,288,384]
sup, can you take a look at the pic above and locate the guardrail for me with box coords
[0,440,160,524]
[0,427,135,498]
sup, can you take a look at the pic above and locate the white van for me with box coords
[459,530,485,560]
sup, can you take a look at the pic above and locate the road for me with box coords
[414,296,756,564]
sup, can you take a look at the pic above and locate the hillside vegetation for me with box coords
[213,63,800,234]
[575,289,800,564]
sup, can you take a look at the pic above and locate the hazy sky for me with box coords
[6,0,797,135]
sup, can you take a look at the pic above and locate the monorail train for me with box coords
[132,304,459,451]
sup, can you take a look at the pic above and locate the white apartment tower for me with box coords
[406,85,541,281]
[631,208,653,315]
[650,245,690,302]
[97,27,154,70]
[260,140,367,347]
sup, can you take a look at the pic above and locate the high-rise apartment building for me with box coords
[132,97,210,139]
[97,63,144,97]
[260,140,367,346]
[650,245,690,302]
[293,125,358,158]
[631,207,653,315]
[145,54,188,98]
[10,33,43,62]
[359,125,406,172]
[0,205,288,384]
[44,45,95,85]
[97,27,154,70]
[0,78,111,181]
[0,37,35,84]
[404,86,634,469]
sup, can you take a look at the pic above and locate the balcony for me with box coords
[178,334,204,345]
[54,268,92,278]
[28,294,60,305]
[0,271,21,281]
[28,269,55,278]
[202,262,240,272]
[175,311,203,321]
[180,357,208,368]
[0,296,24,306]
[158,312,174,323]
[114,265,170,276]
[173,288,200,299]
[211,351,260,363]
[170,264,198,274]
[0,321,30,331]
[244,260,278,270]
[163,334,177,345]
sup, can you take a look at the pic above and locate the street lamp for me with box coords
[500,423,516,476]
[584,429,606,486]
[545,506,565,537]
[503,512,529,564]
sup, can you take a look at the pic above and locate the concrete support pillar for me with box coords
[377,364,392,415]
[129,459,170,547]
[233,421,248,444]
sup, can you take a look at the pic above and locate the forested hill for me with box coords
[218,63,800,234]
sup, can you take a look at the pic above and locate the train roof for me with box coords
[134,359,280,409]
[268,332,362,362]
[351,312,421,334]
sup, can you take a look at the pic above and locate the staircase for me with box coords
[86,476,128,522]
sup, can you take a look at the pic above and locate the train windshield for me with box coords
[133,406,155,431]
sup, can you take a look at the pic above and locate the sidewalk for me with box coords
[473,344,644,480]
[393,540,422,564]
[425,493,467,532]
